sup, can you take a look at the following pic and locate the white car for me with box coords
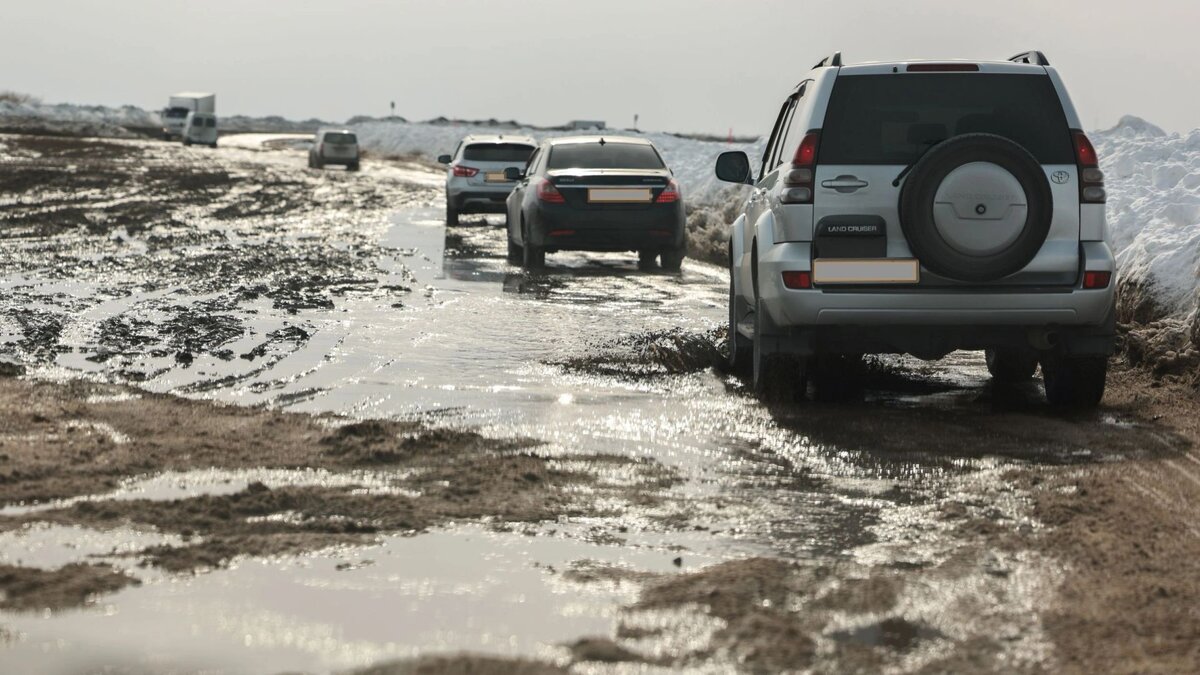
[716,51,1116,407]
[309,129,360,171]
[439,135,537,225]
[182,112,218,148]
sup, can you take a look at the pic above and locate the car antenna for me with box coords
[598,137,606,145]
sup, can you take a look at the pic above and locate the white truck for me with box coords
[161,93,215,140]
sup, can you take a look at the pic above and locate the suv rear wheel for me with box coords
[446,200,459,226]
[985,348,1039,382]
[1042,355,1107,409]
[726,274,751,375]
[752,298,804,400]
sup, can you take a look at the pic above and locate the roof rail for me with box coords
[813,51,843,69]
[1008,50,1050,66]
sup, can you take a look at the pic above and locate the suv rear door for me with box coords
[813,68,1080,286]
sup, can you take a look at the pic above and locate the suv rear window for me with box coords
[463,143,535,162]
[547,143,665,170]
[324,132,357,144]
[820,74,1074,165]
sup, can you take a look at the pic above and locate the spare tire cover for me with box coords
[898,133,1053,282]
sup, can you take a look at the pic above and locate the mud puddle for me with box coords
[0,525,717,674]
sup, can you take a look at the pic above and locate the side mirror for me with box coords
[715,151,752,184]
[437,154,452,164]
[503,167,524,181]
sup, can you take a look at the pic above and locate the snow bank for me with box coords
[1094,116,1200,323]
[350,120,762,205]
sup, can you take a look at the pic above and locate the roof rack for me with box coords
[813,51,843,69]
[1008,50,1050,66]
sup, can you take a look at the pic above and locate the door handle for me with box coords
[821,177,869,192]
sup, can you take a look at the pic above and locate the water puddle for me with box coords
[0,526,708,674]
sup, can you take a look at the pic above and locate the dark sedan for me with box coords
[504,136,686,271]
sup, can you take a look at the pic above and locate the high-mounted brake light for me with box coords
[782,132,820,205]
[537,178,565,204]
[452,164,479,178]
[1073,131,1105,204]
[906,63,980,72]
[655,179,681,203]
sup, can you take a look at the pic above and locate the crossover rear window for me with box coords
[463,143,535,162]
[820,74,1074,165]
[547,143,665,170]
[324,132,357,144]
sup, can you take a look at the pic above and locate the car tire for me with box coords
[446,200,459,226]
[898,133,1053,282]
[637,250,657,271]
[985,348,1039,382]
[810,354,865,402]
[752,297,803,400]
[314,157,324,170]
[1042,355,1107,409]
[347,162,360,172]
[726,273,752,375]
[660,247,686,272]
[507,237,523,265]
[522,220,544,270]
[183,138,191,147]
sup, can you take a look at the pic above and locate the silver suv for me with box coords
[716,51,1116,407]
[439,135,537,226]
[309,128,360,171]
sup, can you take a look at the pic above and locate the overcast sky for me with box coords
[4,0,1198,135]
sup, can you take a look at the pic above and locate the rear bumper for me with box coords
[529,204,685,252]
[755,241,1117,357]
[450,189,512,213]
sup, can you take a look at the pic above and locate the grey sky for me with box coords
[5,0,1198,135]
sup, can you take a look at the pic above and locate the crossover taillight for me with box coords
[537,178,565,204]
[452,164,479,178]
[1073,131,1105,204]
[781,271,813,289]
[655,179,681,203]
[782,132,820,204]
[1083,271,1112,289]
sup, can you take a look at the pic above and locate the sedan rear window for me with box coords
[820,74,1074,165]
[324,132,357,144]
[547,143,665,170]
[463,143,535,162]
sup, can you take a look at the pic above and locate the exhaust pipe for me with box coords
[1029,330,1060,351]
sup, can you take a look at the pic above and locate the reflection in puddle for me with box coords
[0,527,703,674]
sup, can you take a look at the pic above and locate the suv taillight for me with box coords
[537,178,565,204]
[782,132,820,204]
[1073,131,1105,204]
[453,164,479,178]
[655,179,681,203]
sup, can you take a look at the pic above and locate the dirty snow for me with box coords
[1094,115,1200,321]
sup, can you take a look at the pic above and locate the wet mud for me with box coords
[3,133,1200,673]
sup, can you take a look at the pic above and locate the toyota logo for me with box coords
[1051,170,1070,184]
[975,204,987,216]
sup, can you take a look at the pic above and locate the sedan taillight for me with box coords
[537,179,565,203]
[655,179,681,203]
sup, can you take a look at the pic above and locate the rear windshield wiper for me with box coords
[892,140,944,187]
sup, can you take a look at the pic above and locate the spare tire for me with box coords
[898,133,1053,282]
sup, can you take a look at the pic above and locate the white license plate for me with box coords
[485,171,509,183]
[812,259,920,284]
[587,188,652,203]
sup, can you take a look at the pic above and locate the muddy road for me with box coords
[1,133,1198,674]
